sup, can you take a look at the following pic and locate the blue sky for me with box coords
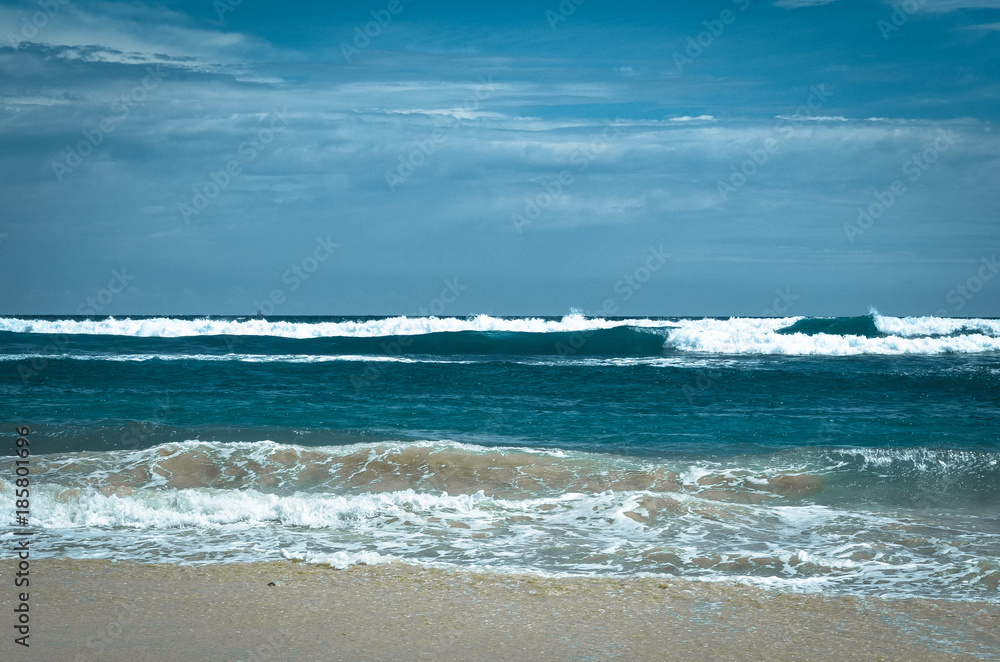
[0,0,998,316]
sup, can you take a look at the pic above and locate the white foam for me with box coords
[281,549,396,569]
[1,472,997,601]
[772,504,840,529]
[0,314,662,339]
[874,314,1000,338]
[0,353,420,364]
[4,483,497,530]
[3,314,998,355]
[665,316,1000,355]
[832,447,999,476]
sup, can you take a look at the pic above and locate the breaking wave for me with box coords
[1,440,997,600]
[1,312,998,357]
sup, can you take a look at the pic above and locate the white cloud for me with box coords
[773,0,839,8]
[378,108,510,121]
[0,1,274,71]
[888,0,1000,11]
[780,0,1000,11]
[0,95,71,106]
[775,115,848,121]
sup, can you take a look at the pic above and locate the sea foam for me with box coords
[2,313,997,355]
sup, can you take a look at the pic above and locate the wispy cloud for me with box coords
[0,1,274,70]
[781,0,1000,13]
[775,114,848,121]
[773,0,839,8]
[887,0,1000,11]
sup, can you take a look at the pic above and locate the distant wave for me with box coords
[666,313,1000,355]
[1,312,998,356]
[0,313,665,338]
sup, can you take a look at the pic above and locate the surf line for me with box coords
[12,426,32,648]
[555,245,670,357]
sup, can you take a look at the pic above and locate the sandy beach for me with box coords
[1,558,996,661]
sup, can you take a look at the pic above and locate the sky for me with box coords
[0,0,998,317]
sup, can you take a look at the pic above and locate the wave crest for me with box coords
[2,313,998,356]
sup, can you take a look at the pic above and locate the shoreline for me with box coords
[1,558,997,661]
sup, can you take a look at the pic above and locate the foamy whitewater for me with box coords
[1,313,998,602]
[1,312,999,355]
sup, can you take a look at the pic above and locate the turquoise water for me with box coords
[1,313,998,601]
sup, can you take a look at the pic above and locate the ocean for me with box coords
[1,312,998,603]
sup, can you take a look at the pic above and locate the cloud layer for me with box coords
[0,0,998,316]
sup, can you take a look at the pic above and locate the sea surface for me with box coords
[1,312,998,602]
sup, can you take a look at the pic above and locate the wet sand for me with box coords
[1,558,997,661]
